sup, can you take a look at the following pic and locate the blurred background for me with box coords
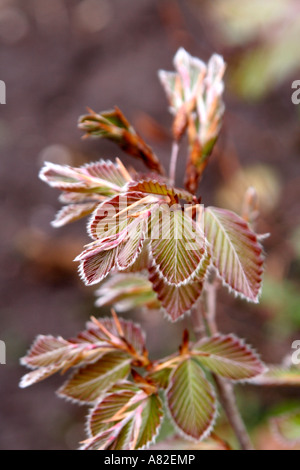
[0,0,300,450]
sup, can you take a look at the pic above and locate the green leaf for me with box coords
[58,352,131,404]
[150,206,207,286]
[194,334,266,381]
[204,206,264,302]
[84,382,163,450]
[166,358,217,441]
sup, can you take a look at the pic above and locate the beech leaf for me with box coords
[78,217,147,285]
[58,351,131,404]
[166,358,217,441]
[194,334,266,381]
[150,206,207,286]
[95,273,160,312]
[204,206,264,302]
[52,202,98,228]
[84,382,163,450]
[148,250,210,321]
[39,159,128,195]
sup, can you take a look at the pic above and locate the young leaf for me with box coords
[79,107,164,175]
[58,351,131,404]
[150,206,207,286]
[194,334,266,381]
[127,179,195,204]
[88,192,154,240]
[84,382,163,450]
[20,366,62,389]
[204,206,264,302]
[76,317,146,356]
[78,217,148,285]
[20,317,146,389]
[148,248,210,321]
[39,159,128,195]
[52,202,99,228]
[20,336,88,370]
[95,273,160,312]
[166,357,217,441]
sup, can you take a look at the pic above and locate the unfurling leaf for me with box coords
[40,159,129,195]
[204,206,264,302]
[78,217,148,285]
[40,159,130,226]
[127,179,195,204]
[166,358,217,441]
[194,334,266,381]
[52,202,99,228]
[79,107,164,175]
[159,48,225,192]
[95,273,160,312]
[150,206,207,286]
[83,382,163,450]
[20,317,146,389]
[20,336,95,371]
[58,351,131,404]
[77,317,146,356]
[159,48,207,140]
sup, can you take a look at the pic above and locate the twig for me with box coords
[169,141,180,186]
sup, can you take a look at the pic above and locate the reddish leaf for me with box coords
[84,382,163,450]
[20,366,62,389]
[148,251,210,321]
[78,217,148,285]
[52,202,98,228]
[194,334,266,381]
[204,206,264,302]
[39,159,128,195]
[95,273,160,312]
[79,107,165,175]
[79,317,146,355]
